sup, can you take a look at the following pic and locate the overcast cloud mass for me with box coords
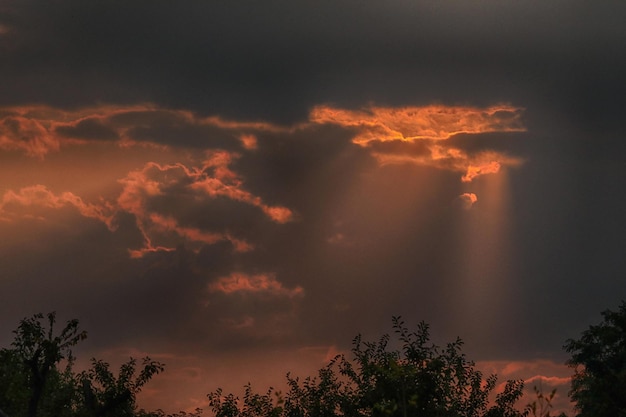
[1,1,626,413]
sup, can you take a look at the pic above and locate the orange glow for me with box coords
[2,102,520,260]
[146,213,254,253]
[208,272,304,298]
[117,156,291,256]
[477,359,573,416]
[3,103,524,184]
[191,152,294,223]
[373,148,522,183]
[310,104,525,144]
[1,139,291,258]
[0,114,60,158]
[430,145,465,160]
[128,245,177,259]
[262,206,294,224]
[458,193,478,209]
[0,104,290,158]
[311,104,525,182]
[462,161,501,182]
[239,134,258,150]
[0,184,115,228]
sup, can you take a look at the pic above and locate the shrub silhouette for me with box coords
[209,317,527,417]
[0,312,163,417]
[564,301,626,417]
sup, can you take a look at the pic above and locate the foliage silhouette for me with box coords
[0,312,86,417]
[77,356,164,417]
[8,310,607,417]
[0,312,164,417]
[564,301,626,417]
[208,316,528,417]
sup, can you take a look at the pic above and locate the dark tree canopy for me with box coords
[209,317,528,417]
[0,312,86,417]
[564,301,626,417]
[0,312,164,417]
[3,311,588,417]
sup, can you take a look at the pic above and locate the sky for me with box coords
[1,0,626,414]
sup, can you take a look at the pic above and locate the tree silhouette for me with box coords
[0,312,86,417]
[209,317,528,417]
[564,301,626,417]
[0,312,165,417]
[77,357,164,417]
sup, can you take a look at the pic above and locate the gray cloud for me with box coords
[1,0,625,132]
[55,118,119,141]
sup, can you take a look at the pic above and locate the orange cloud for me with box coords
[311,104,525,182]
[0,104,288,157]
[239,134,258,150]
[373,145,522,182]
[262,206,294,224]
[189,151,294,224]
[146,213,254,254]
[208,272,304,298]
[310,104,525,144]
[1,149,291,258]
[117,152,292,257]
[0,113,60,158]
[462,161,501,182]
[2,103,524,184]
[458,193,478,209]
[0,184,115,228]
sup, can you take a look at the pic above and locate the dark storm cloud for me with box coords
[126,124,236,150]
[55,117,119,141]
[0,105,269,156]
[106,109,245,150]
[2,0,626,131]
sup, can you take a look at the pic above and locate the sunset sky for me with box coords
[1,1,626,414]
